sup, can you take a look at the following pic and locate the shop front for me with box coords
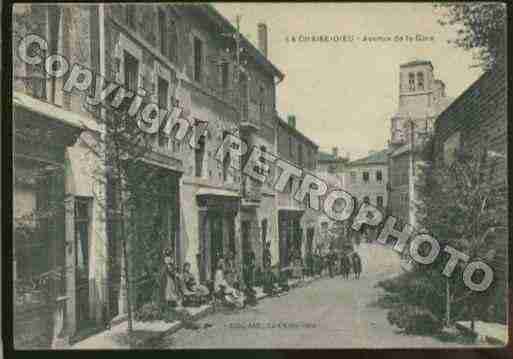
[106,153,182,321]
[278,209,304,269]
[13,98,83,348]
[196,189,240,284]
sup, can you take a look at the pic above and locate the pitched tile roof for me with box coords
[349,149,388,165]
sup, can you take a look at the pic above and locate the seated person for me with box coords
[214,259,245,308]
[292,257,303,279]
[181,262,210,306]
[224,254,237,287]
[262,267,281,295]
[243,251,256,293]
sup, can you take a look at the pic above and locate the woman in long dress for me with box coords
[160,251,182,308]
[214,259,245,308]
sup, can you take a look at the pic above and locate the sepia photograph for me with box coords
[6,1,508,351]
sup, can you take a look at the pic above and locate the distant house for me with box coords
[343,149,389,210]
[317,147,349,177]
[276,115,319,269]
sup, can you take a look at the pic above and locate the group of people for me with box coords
[160,241,287,314]
[339,251,362,280]
[159,236,363,317]
[160,248,211,309]
[310,241,363,280]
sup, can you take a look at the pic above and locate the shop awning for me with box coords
[196,188,240,198]
[13,91,103,133]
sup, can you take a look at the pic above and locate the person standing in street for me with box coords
[352,252,362,280]
[263,241,272,270]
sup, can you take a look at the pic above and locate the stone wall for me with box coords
[433,64,507,285]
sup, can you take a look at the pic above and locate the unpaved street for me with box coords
[159,243,468,348]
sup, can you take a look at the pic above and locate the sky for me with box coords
[214,3,484,160]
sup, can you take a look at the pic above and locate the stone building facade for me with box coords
[317,147,349,179]
[13,4,107,347]
[431,63,507,322]
[314,148,349,249]
[342,150,389,210]
[103,3,285,318]
[12,3,287,347]
[276,115,319,269]
[388,60,452,227]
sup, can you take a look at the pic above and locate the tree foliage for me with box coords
[81,92,182,331]
[435,3,506,71]
[378,135,505,332]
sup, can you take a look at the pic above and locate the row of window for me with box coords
[125,5,178,64]
[125,4,270,118]
[407,71,425,92]
[125,45,274,183]
[349,170,383,184]
[285,134,316,169]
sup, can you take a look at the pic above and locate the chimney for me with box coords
[287,115,296,128]
[332,147,339,158]
[257,22,268,57]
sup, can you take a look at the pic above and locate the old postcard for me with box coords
[7,2,508,351]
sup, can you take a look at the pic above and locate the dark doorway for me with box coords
[296,223,303,258]
[306,227,314,256]
[261,219,268,265]
[195,135,206,177]
[210,213,223,279]
[242,220,251,256]
[75,197,93,331]
[279,217,289,268]
[306,227,315,275]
